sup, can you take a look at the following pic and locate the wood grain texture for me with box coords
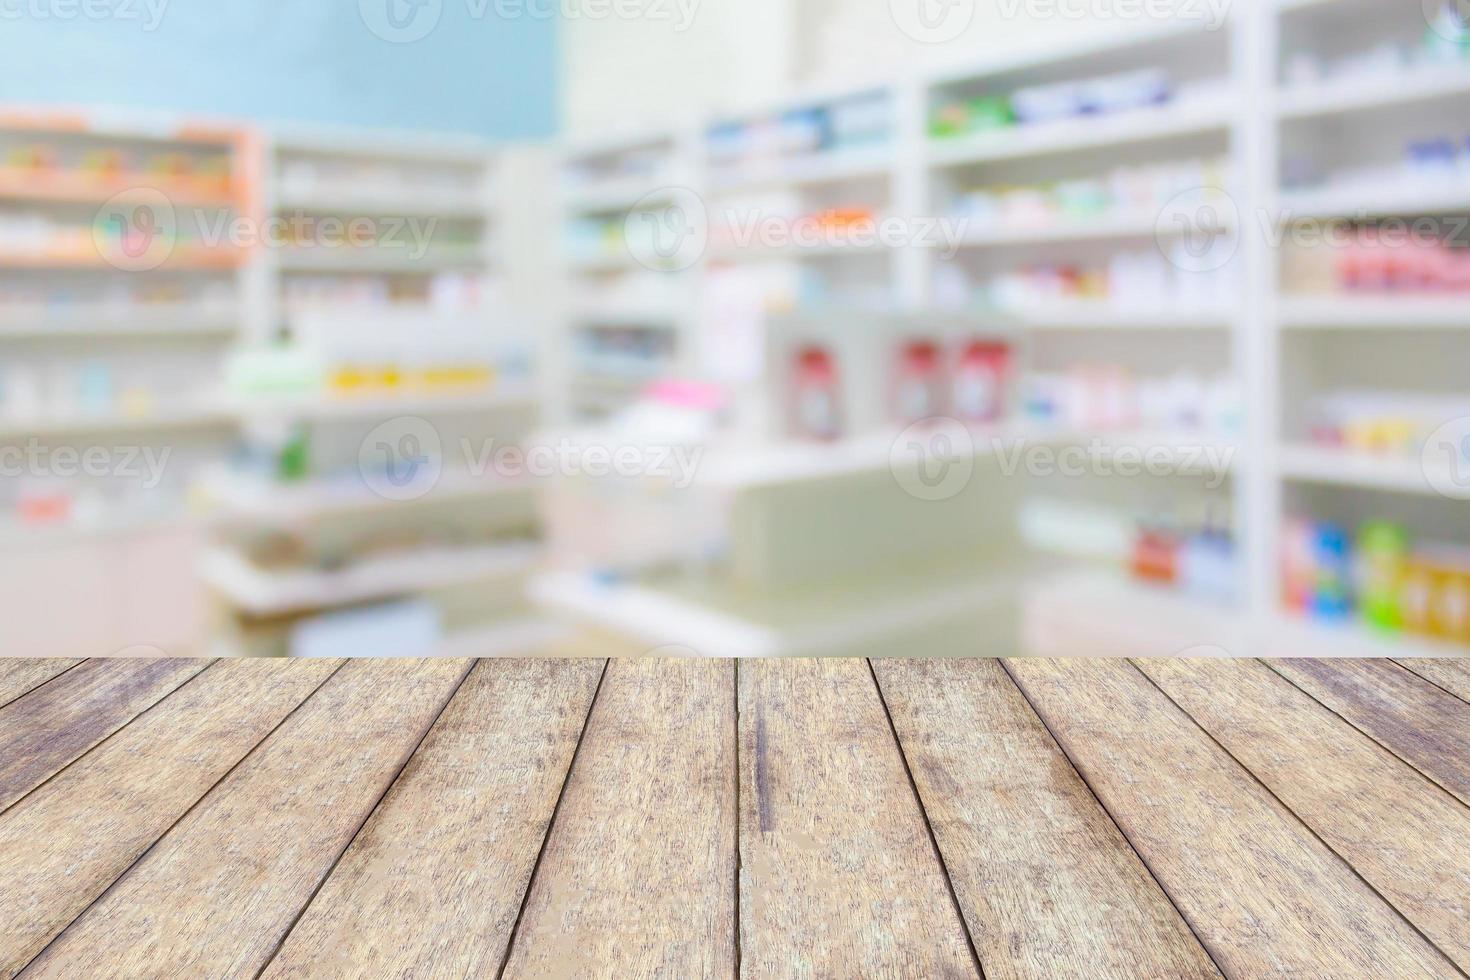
[1006,658,1461,979]
[739,658,978,979]
[261,658,605,979]
[0,658,207,813]
[1271,659,1470,808]
[0,660,80,711]
[1139,658,1470,971]
[0,658,340,978]
[501,658,735,980]
[21,658,471,980]
[873,658,1220,980]
[1396,659,1470,706]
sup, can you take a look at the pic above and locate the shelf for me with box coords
[697,428,978,490]
[276,184,490,218]
[1276,181,1470,220]
[0,404,232,439]
[565,253,647,274]
[1278,296,1470,330]
[574,357,667,382]
[981,301,1234,330]
[954,206,1234,248]
[563,180,673,214]
[273,129,493,165]
[0,304,236,338]
[230,385,536,422]
[202,468,532,522]
[282,306,493,331]
[276,246,486,273]
[202,540,539,617]
[1278,444,1446,496]
[0,512,195,547]
[700,425,1238,491]
[569,306,680,327]
[529,565,1016,658]
[707,149,892,193]
[571,374,658,394]
[927,98,1231,168]
[0,244,244,271]
[1032,426,1243,463]
[707,239,888,262]
[0,170,238,208]
[1277,66,1470,120]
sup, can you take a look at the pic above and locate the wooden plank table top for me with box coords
[0,655,1466,979]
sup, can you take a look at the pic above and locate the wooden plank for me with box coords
[0,658,340,978]
[1139,658,1470,971]
[873,659,1219,980]
[1396,659,1470,705]
[0,660,81,710]
[738,659,978,979]
[260,659,604,979]
[0,658,207,813]
[1271,659,1470,808]
[22,658,471,980]
[1005,658,1461,979]
[501,659,735,979]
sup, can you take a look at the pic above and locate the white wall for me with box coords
[558,0,794,135]
[559,0,1222,135]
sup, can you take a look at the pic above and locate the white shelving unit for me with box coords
[926,96,1232,168]
[196,127,556,659]
[1277,296,1468,330]
[546,6,1470,658]
[0,108,255,656]
[557,129,699,422]
[1266,0,1470,656]
[201,539,539,618]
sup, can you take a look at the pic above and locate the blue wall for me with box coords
[0,0,557,139]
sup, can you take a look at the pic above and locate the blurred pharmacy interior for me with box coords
[3,0,1470,659]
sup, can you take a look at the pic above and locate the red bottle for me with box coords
[1131,522,1180,585]
[893,340,944,424]
[953,341,1011,423]
[791,346,843,441]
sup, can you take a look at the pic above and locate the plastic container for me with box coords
[791,346,843,441]
[1309,522,1353,620]
[1131,521,1181,585]
[1182,528,1236,603]
[1426,548,1470,644]
[892,340,944,424]
[1356,521,1408,631]
[953,342,1010,423]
